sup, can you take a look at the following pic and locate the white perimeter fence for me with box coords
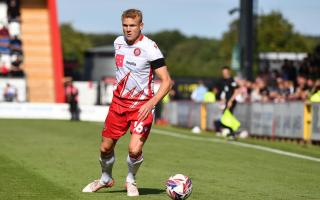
[162,101,318,141]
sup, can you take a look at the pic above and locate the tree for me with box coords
[86,33,117,47]
[219,20,239,64]
[219,11,315,69]
[60,23,92,67]
[166,37,223,77]
[147,30,187,55]
[148,31,225,77]
[257,11,309,52]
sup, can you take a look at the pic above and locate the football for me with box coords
[166,174,192,200]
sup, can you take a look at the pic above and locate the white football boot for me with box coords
[82,179,114,193]
[126,182,139,197]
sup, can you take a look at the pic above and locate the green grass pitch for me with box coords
[0,119,319,200]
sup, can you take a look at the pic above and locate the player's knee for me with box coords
[100,137,116,154]
[128,147,142,159]
[100,142,113,154]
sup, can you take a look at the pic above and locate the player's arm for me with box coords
[227,88,239,109]
[151,66,173,106]
[137,66,173,121]
[227,80,239,109]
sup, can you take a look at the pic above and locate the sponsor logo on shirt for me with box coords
[115,54,124,67]
[126,61,136,66]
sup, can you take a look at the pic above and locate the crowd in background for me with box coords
[0,0,24,77]
[187,52,320,104]
[235,54,320,103]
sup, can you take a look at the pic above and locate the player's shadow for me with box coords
[107,188,165,195]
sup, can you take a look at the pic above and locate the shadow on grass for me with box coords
[102,188,165,195]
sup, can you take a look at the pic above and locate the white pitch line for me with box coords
[152,128,320,163]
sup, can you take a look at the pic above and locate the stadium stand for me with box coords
[20,0,61,102]
[0,0,24,78]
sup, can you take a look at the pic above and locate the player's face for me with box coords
[222,69,231,79]
[122,17,143,45]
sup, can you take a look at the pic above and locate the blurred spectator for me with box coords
[162,88,176,104]
[284,80,295,96]
[306,78,314,91]
[266,69,280,91]
[250,81,262,102]
[254,77,269,102]
[10,35,22,53]
[9,36,23,77]
[0,1,8,25]
[8,18,20,37]
[3,82,17,102]
[203,85,217,103]
[65,80,80,121]
[10,54,23,76]
[298,57,310,77]
[269,77,284,102]
[7,0,20,21]
[259,83,270,103]
[191,80,207,102]
[0,60,9,76]
[0,23,9,37]
[0,24,11,72]
[310,80,320,102]
[0,25,10,53]
[289,75,309,101]
[281,59,297,82]
[234,78,249,103]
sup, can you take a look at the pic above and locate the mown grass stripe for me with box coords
[152,128,320,163]
[0,154,77,200]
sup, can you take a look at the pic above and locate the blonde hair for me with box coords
[122,9,143,23]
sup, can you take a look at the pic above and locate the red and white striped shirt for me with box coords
[112,35,164,109]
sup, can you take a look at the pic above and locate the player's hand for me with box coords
[227,100,233,109]
[138,101,154,121]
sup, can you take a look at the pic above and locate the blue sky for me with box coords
[57,0,320,39]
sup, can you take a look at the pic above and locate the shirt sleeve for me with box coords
[147,42,164,62]
[231,78,238,89]
[148,42,165,69]
[113,36,122,53]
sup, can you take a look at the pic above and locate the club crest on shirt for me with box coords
[134,48,141,56]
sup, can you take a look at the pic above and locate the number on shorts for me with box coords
[134,122,144,133]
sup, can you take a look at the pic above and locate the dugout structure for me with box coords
[21,0,64,102]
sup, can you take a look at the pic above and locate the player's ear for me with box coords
[139,22,144,31]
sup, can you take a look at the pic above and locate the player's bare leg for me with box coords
[82,137,117,192]
[126,133,146,196]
